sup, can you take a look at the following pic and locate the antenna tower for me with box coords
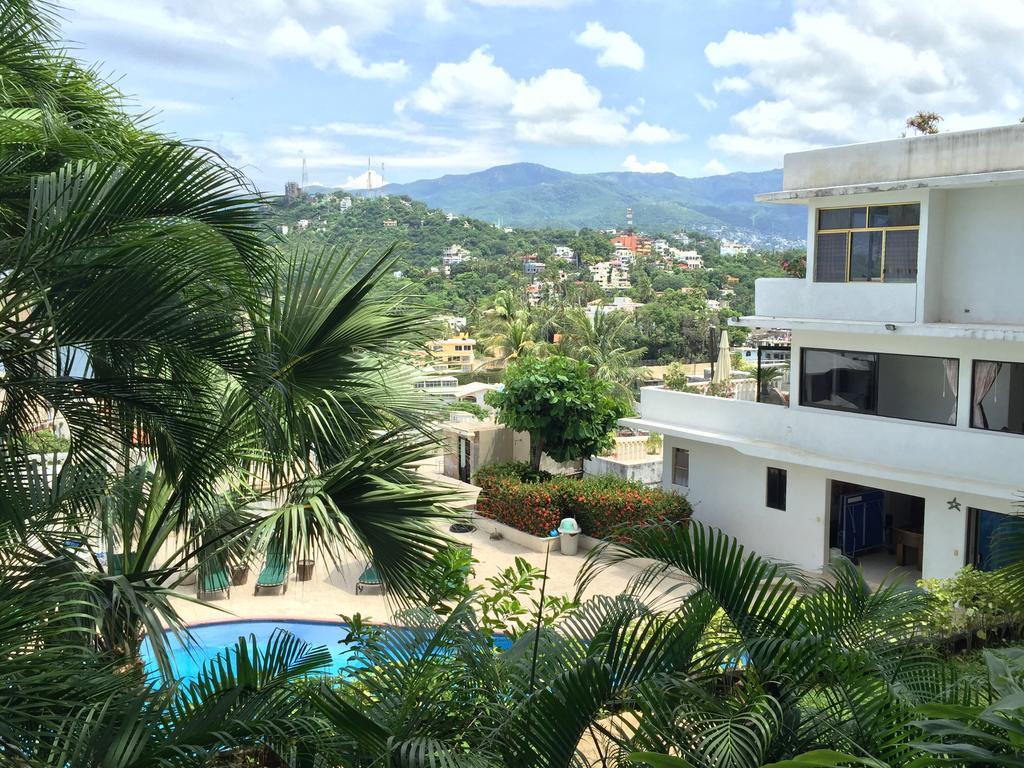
[301,156,308,189]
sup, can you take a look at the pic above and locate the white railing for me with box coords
[610,435,659,461]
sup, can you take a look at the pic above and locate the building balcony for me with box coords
[752,278,918,324]
[624,387,1022,499]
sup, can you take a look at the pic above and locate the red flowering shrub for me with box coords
[475,464,691,540]
[475,476,562,537]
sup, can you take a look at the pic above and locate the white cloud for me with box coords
[701,158,729,176]
[401,51,680,146]
[712,76,751,94]
[404,47,518,113]
[574,21,645,70]
[622,154,670,173]
[695,93,718,112]
[705,0,1024,165]
[340,169,387,189]
[267,18,407,80]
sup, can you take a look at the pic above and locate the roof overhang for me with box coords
[729,316,1024,342]
[755,169,1024,205]
[622,416,1016,501]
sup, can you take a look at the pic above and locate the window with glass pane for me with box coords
[814,232,848,282]
[801,349,877,413]
[818,207,866,230]
[868,204,920,227]
[766,467,787,510]
[971,361,1024,434]
[672,447,689,486]
[883,230,919,282]
[850,231,883,281]
[803,348,958,424]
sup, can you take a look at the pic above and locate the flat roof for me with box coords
[758,124,1024,203]
[730,316,1024,341]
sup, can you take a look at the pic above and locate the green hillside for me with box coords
[375,163,804,239]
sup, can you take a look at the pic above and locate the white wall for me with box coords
[935,186,1024,324]
[661,435,980,578]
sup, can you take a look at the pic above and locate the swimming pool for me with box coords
[141,618,513,685]
[140,619,358,683]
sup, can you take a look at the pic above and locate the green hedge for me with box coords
[474,463,692,539]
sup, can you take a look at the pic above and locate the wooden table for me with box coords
[895,528,923,569]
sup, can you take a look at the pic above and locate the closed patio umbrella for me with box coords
[712,330,732,386]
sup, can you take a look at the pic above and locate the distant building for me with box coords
[442,244,472,276]
[295,219,310,231]
[414,374,460,400]
[670,248,704,269]
[552,245,577,264]
[614,247,636,265]
[383,219,398,228]
[429,337,477,374]
[652,239,670,254]
[437,315,468,335]
[590,261,631,290]
[720,240,751,256]
[585,295,644,320]
[524,261,547,275]
[392,270,404,279]
[276,224,289,236]
[284,181,302,199]
[339,197,352,212]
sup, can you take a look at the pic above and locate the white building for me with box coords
[670,248,704,269]
[295,219,310,231]
[524,261,547,275]
[589,261,631,290]
[720,240,750,256]
[339,197,352,212]
[442,244,472,275]
[652,239,670,255]
[614,247,636,265]
[552,245,577,265]
[626,125,1024,580]
[585,295,645,320]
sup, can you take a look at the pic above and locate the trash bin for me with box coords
[297,559,315,581]
[557,518,580,555]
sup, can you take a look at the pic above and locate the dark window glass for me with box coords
[972,361,1024,434]
[814,232,848,282]
[766,467,787,510]
[672,447,690,486]
[802,349,877,413]
[868,203,920,227]
[818,207,867,230]
[883,230,919,283]
[877,354,957,425]
[850,231,883,281]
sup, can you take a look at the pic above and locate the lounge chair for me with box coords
[355,563,383,594]
[198,561,231,599]
[254,548,290,595]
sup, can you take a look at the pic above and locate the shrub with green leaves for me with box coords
[918,566,1024,645]
[475,466,692,539]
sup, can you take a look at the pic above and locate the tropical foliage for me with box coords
[485,355,631,470]
[475,466,692,539]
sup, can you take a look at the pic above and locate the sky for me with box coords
[60,0,1024,192]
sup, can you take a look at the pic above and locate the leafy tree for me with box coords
[633,289,714,362]
[557,308,646,402]
[485,355,629,470]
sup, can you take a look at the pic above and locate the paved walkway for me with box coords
[171,521,666,626]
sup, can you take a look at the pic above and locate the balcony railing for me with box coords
[754,277,917,323]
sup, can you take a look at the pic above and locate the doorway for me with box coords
[457,436,472,483]
[966,508,1024,570]
[828,480,925,581]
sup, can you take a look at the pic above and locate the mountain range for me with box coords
[321,163,804,241]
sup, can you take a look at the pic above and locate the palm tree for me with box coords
[478,289,543,363]
[0,3,458,761]
[557,307,646,402]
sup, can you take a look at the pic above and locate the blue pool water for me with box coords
[141,619,513,685]
[141,619,358,684]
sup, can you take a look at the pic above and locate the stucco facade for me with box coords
[627,125,1024,579]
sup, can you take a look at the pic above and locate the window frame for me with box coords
[813,203,920,284]
[671,447,689,487]
[766,467,787,511]
[970,359,1024,435]
[800,347,959,426]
